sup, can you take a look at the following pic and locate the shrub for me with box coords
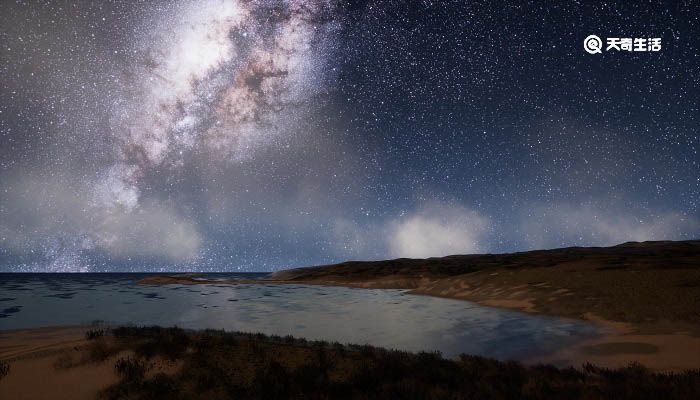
[114,357,148,383]
[0,361,9,381]
[88,339,114,362]
[99,326,700,400]
[112,326,190,361]
[85,328,106,340]
[140,373,178,398]
[254,361,291,398]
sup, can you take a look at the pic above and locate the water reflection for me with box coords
[0,273,599,360]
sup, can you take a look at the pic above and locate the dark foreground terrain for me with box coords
[3,326,699,399]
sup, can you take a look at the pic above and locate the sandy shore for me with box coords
[0,326,181,400]
[527,314,700,371]
[0,326,118,400]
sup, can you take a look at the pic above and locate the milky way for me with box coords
[1,1,698,271]
[104,0,338,211]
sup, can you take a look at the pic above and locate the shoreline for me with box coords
[285,279,700,371]
[135,273,700,371]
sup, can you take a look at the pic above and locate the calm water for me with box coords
[0,273,599,360]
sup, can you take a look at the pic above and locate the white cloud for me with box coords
[387,203,490,258]
[94,201,202,261]
[520,201,699,248]
[0,173,203,267]
[332,202,491,260]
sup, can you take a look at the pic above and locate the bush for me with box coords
[140,373,178,398]
[85,328,106,340]
[100,326,700,400]
[113,326,190,361]
[254,361,290,398]
[114,357,148,383]
[88,339,114,362]
[0,361,9,381]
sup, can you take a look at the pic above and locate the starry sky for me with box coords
[1,0,698,272]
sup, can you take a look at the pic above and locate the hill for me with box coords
[272,240,700,325]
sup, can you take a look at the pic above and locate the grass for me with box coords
[85,328,107,340]
[0,360,9,382]
[88,326,700,400]
[114,356,149,383]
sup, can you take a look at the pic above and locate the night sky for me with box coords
[1,1,698,272]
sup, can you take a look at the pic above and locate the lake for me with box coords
[0,273,600,361]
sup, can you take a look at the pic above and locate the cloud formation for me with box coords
[519,201,699,249]
[330,199,699,262]
[332,202,492,260]
[0,173,202,270]
[387,204,491,258]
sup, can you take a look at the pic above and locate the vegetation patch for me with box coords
[95,326,700,400]
[0,361,9,382]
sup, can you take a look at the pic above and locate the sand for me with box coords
[524,313,700,371]
[0,326,181,400]
[0,326,117,400]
